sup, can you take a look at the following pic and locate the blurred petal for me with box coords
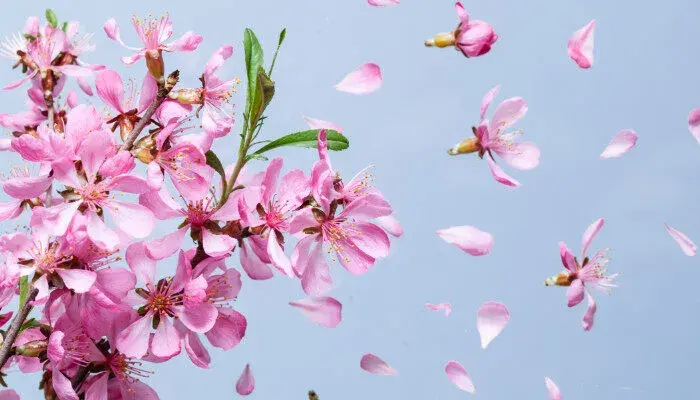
[375,215,403,237]
[235,364,255,396]
[567,279,585,307]
[334,63,382,95]
[581,218,604,259]
[289,297,342,328]
[568,19,596,69]
[303,116,343,133]
[582,291,597,331]
[545,377,562,400]
[480,85,500,120]
[665,223,697,256]
[425,302,452,316]
[436,225,493,256]
[600,129,637,159]
[477,301,510,349]
[445,361,475,393]
[368,0,399,6]
[689,108,700,143]
[360,353,397,375]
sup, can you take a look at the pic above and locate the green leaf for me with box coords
[257,66,275,111]
[278,28,287,47]
[18,276,28,309]
[245,153,268,162]
[61,21,68,32]
[253,129,349,155]
[45,9,58,28]
[205,150,227,194]
[243,29,264,117]
[23,33,36,41]
[249,73,266,130]
[20,318,42,331]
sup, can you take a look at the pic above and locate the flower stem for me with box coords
[120,70,180,152]
[0,288,38,369]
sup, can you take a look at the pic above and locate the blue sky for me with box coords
[1,0,699,398]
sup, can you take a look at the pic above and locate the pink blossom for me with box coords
[454,2,498,57]
[449,86,539,187]
[96,68,157,138]
[545,218,618,331]
[0,166,53,222]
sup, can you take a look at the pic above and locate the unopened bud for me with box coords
[448,137,480,155]
[145,49,165,82]
[168,88,204,105]
[16,339,48,357]
[425,32,456,48]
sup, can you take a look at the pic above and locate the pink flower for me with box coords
[38,131,154,251]
[95,68,157,139]
[0,166,53,222]
[545,218,618,331]
[424,2,497,58]
[104,14,202,78]
[169,45,237,138]
[449,85,539,187]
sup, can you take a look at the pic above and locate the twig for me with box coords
[120,70,180,152]
[0,288,38,368]
[70,365,90,391]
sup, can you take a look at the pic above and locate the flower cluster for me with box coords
[0,10,398,399]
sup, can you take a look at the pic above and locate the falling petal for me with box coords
[436,225,493,256]
[334,63,382,95]
[360,353,397,375]
[545,377,562,400]
[303,116,344,133]
[688,109,700,143]
[582,291,597,331]
[600,129,637,159]
[581,218,604,259]
[289,297,342,328]
[425,302,452,316]
[665,223,697,256]
[368,0,399,6]
[568,19,596,69]
[235,364,255,396]
[445,361,475,393]
[476,301,510,349]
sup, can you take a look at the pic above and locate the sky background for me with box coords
[1,0,699,399]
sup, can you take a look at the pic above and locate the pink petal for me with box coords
[426,302,452,316]
[375,215,403,237]
[445,361,475,393]
[267,232,294,277]
[139,72,158,112]
[489,97,528,134]
[303,116,344,133]
[104,18,126,46]
[3,71,37,90]
[0,389,20,400]
[339,193,393,220]
[183,330,211,369]
[455,2,469,25]
[688,109,700,143]
[95,69,125,112]
[151,317,181,358]
[204,45,234,77]
[116,315,151,358]
[0,200,23,222]
[294,238,333,296]
[205,309,247,350]
[581,218,604,259]
[367,0,400,7]
[436,225,493,256]
[486,155,520,187]
[476,301,510,349]
[202,228,236,258]
[235,364,255,396]
[568,19,596,69]
[105,201,155,239]
[360,353,397,375]
[480,85,500,120]
[84,373,109,400]
[3,174,52,199]
[52,370,78,400]
[179,302,218,333]
[334,63,382,95]
[139,187,182,219]
[167,31,203,52]
[545,377,562,400]
[665,223,697,256]
[125,242,157,283]
[57,269,97,293]
[496,142,540,171]
[600,129,637,159]
[559,242,577,272]
[567,279,585,307]
[87,211,120,251]
[239,239,274,280]
[582,291,597,331]
[289,297,342,328]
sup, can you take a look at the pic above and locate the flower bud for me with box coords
[456,21,498,57]
[145,49,165,82]
[15,339,48,357]
[544,272,574,287]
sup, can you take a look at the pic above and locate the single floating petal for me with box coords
[600,129,637,159]
[545,377,562,400]
[445,361,475,393]
[289,296,342,328]
[476,301,510,349]
[688,109,700,143]
[425,302,452,316]
[665,223,697,256]
[303,116,344,133]
[235,364,255,396]
[334,63,382,95]
[368,0,399,6]
[360,353,397,375]
[436,225,493,256]
[568,19,596,69]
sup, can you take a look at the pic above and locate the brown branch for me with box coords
[0,288,39,368]
[70,364,90,391]
[120,70,180,152]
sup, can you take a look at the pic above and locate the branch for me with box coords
[120,70,180,152]
[70,364,90,391]
[0,288,38,368]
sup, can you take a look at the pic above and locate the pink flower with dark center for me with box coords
[449,85,539,187]
[545,218,618,331]
[95,68,157,140]
[0,165,53,222]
